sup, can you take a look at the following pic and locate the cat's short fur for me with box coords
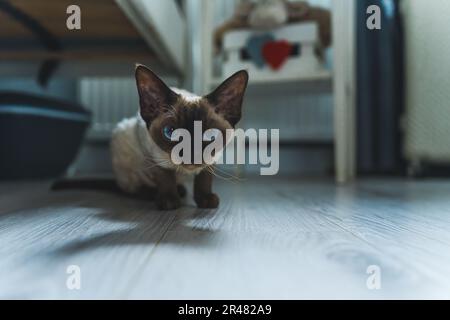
[111,65,248,210]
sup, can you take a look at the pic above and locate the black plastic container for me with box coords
[0,91,91,179]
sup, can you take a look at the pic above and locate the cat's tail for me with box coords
[51,178,160,201]
[51,178,122,193]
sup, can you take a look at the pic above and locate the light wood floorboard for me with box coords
[1,178,450,299]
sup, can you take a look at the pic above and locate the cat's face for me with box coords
[135,65,248,173]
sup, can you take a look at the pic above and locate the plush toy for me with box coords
[213,0,331,54]
[248,0,288,29]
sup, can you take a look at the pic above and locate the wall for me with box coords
[403,0,450,164]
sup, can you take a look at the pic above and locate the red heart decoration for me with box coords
[262,40,293,70]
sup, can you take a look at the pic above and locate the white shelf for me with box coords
[209,69,332,96]
[200,0,357,183]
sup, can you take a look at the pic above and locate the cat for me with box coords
[110,65,248,210]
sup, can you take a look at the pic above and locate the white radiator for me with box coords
[403,0,450,171]
[78,77,140,140]
[78,77,333,142]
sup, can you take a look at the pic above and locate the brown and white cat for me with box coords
[110,65,248,210]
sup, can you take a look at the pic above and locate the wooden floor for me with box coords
[1,177,450,299]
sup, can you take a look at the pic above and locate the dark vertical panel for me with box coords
[356,0,405,175]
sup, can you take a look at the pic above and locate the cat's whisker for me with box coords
[142,160,171,170]
[206,165,237,183]
[144,154,172,163]
[209,170,235,183]
[144,157,170,164]
[211,165,244,182]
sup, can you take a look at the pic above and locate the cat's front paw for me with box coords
[195,193,220,209]
[156,193,181,210]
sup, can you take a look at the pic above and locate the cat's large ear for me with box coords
[206,70,249,127]
[135,64,178,125]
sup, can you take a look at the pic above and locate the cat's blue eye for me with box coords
[162,126,174,140]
